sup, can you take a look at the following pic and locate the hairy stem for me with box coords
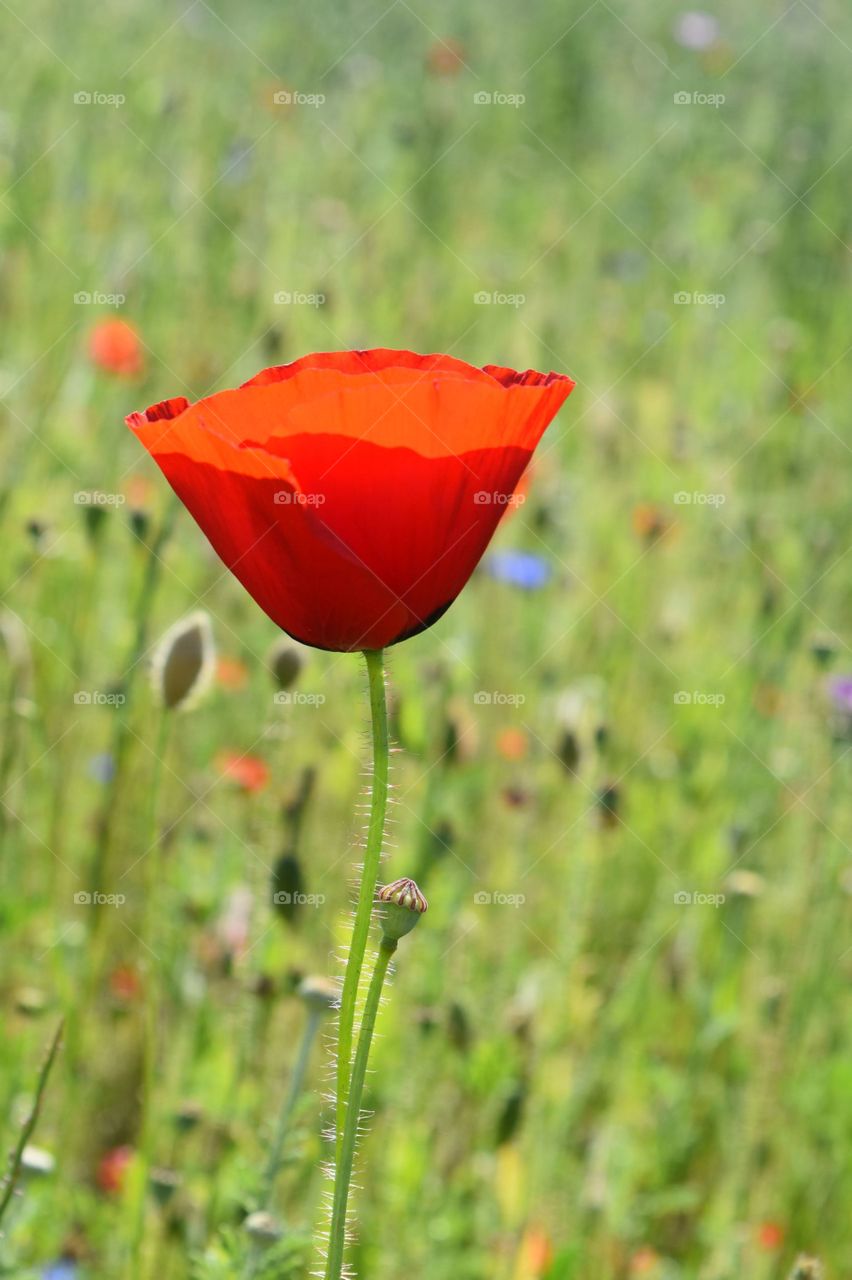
[335,649,388,1159]
[325,938,396,1280]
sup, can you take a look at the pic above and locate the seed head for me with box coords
[376,877,428,942]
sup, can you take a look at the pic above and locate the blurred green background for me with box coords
[1,1,851,1277]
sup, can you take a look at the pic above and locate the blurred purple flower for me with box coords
[827,675,852,713]
[674,11,719,50]
[87,753,116,784]
[484,549,551,591]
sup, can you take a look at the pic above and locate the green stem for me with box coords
[335,650,388,1160]
[261,1005,321,1209]
[325,938,396,1280]
[0,1019,63,1230]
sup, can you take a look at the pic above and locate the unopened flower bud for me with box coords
[243,1210,283,1244]
[151,611,215,711]
[376,877,428,942]
[268,638,305,691]
[297,974,339,1012]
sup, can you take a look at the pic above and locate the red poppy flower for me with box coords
[127,350,574,651]
[89,319,144,378]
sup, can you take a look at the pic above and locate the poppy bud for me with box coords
[810,632,836,667]
[297,974,339,1012]
[149,1167,181,1206]
[243,1210,283,1244]
[271,850,305,925]
[82,501,109,543]
[129,506,151,544]
[376,877,428,941]
[150,612,215,711]
[268,638,304,691]
[495,1079,527,1146]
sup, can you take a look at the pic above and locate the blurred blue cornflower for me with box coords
[43,1261,79,1280]
[484,549,551,591]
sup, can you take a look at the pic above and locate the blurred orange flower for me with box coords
[631,503,673,544]
[757,1221,785,1251]
[496,727,529,761]
[89,319,144,378]
[216,656,249,690]
[630,1247,661,1274]
[216,751,270,792]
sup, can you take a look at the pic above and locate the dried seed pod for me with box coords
[150,612,215,711]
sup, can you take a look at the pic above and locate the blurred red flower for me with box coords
[96,1145,133,1194]
[89,319,144,378]
[757,1221,785,1251]
[216,750,270,793]
[127,350,573,651]
[108,964,141,1002]
[426,38,467,76]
